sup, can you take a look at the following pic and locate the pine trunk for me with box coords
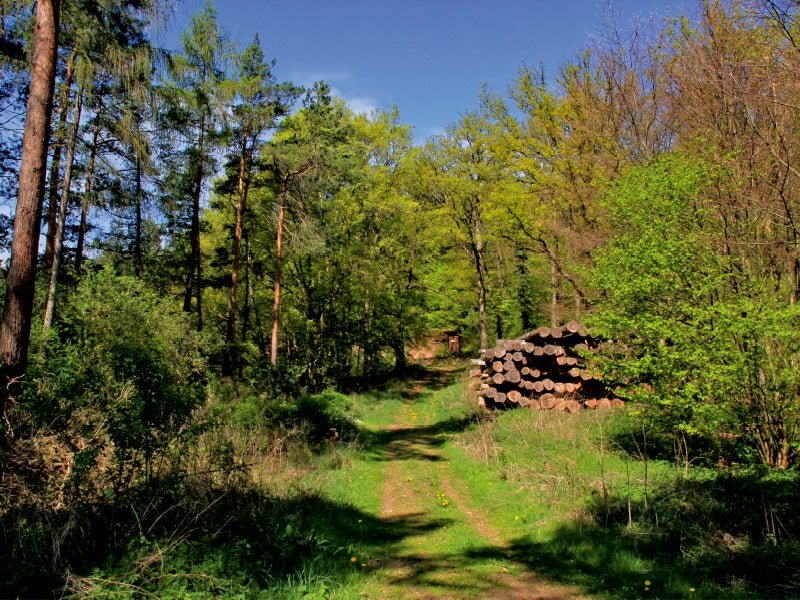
[42,87,82,338]
[1,0,60,382]
[225,137,249,376]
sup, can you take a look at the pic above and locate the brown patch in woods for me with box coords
[374,366,586,600]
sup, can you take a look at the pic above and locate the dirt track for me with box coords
[362,367,586,600]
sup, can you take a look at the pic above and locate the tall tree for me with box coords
[0,0,60,383]
[221,35,298,376]
[160,1,230,330]
[418,111,504,351]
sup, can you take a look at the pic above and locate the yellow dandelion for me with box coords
[515,515,520,521]
[361,563,366,567]
[350,557,357,563]
[358,519,363,523]
[690,588,695,593]
[644,587,650,592]
[645,581,651,586]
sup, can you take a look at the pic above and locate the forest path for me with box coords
[359,365,585,600]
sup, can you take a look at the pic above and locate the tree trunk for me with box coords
[183,114,205,330]
[76,103,102,276]
[238,232,251,378]
[270,160,315,366]
[1,0,60,382]
[473,233,489,353]
[224,137,249,376]
[270,177,287,366]
[134,155,142,277]
[42,48,75,272]
[42,87,82,339]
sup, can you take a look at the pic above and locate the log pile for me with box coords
[470,321,624,412]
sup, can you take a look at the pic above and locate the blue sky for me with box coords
[161,0,693,142]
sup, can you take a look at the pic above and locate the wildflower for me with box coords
[515,515,520,521]
[358,519,362,523]
[645,581,651,586]
[690,589,695,593]
[350,557,357,563]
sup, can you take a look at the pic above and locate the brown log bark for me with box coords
[1,0,60,382]
[492,373,505,385]
[492,360,505,373]
[532,380,544,393]
[504,369,521,384]
[553,382,566,395]
[507,390,522,403]
[494,346,507,359]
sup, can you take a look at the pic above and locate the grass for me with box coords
[11,364,800,599]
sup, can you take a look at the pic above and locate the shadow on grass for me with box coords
[1,481,459,599]
[364,417,478,462]
[465,469,800,599]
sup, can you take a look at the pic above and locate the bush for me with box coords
[0,268,209,587]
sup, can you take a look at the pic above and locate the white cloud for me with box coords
[289,69,381,116]
[333,90,379,115]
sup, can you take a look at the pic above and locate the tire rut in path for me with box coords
[373,366,585,600]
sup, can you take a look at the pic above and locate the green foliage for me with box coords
[28,266,207,492]
[590,154,800,468]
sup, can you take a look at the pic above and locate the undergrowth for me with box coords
[4,361,800,599]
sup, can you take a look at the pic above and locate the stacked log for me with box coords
[471,321,624,412]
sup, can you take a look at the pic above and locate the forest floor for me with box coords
[348,365,587,600]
